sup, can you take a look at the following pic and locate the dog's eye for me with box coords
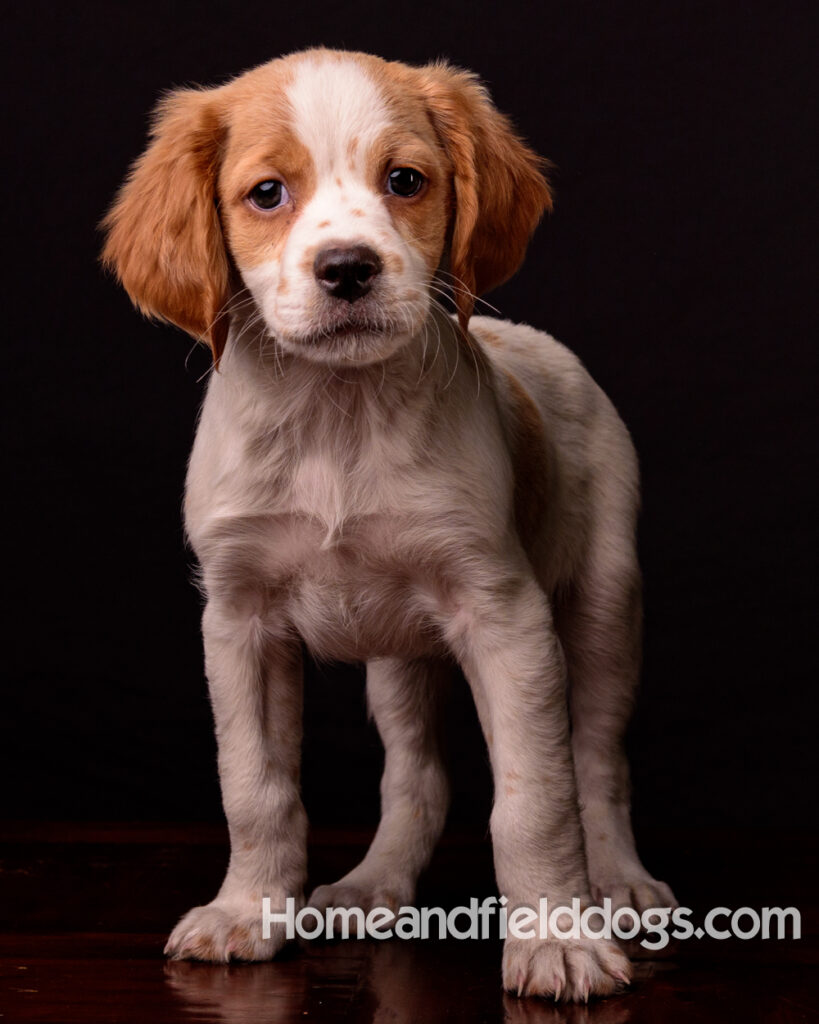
[386,167,425,198]
[248,180,289,210]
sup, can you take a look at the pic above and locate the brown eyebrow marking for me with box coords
[350,209,365,217]
[317,220,331,228]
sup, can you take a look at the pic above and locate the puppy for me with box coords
[102,48,675,1002]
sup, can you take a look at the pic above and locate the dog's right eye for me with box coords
[248,180,289,210]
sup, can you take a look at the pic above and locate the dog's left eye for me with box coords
[386,167,425,198]
[248,180,289,210]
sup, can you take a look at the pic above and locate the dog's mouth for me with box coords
[269,293,429,365]
[290,311,398,348]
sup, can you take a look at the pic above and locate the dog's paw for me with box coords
[164,900,288,962]
[308,871,411,933]
[590,873,678,915]
[503,936,631,1002]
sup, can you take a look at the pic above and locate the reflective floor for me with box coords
[2,824,816,1022]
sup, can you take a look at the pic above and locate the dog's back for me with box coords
[471,315,640,598]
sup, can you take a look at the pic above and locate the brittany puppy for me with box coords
[102,48,675,1002]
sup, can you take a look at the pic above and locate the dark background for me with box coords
[3,0,816,834]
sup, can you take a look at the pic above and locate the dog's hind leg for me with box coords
[309,656,450,921]
[560,536,677,915]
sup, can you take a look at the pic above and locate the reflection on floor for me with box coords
[2,824,815,1022]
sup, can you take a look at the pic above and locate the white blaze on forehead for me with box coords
[286,55,390,177]
[239,53,432,359]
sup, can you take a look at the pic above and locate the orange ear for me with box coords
[417,64,553,331]
[101,87,231,364]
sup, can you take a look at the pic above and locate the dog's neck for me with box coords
[216,304,474,445]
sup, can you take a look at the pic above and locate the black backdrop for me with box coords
[3,0,816,831]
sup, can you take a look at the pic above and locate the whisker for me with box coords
[433,269,506,318]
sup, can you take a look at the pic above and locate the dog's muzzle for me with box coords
[314,244,383,303]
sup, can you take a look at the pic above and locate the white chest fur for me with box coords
[183,322,512,662]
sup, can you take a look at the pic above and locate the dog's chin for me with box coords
[275,319,415,366]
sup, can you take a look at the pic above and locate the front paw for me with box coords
[308,870,412,933]
[503,935,631,1002]
[590,872,678,915]
[164,899,289,962]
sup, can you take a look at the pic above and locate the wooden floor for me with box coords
[1,824,816,1022]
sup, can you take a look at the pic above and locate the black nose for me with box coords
[314,245,383,303]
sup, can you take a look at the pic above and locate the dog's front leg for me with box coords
[165,600,307,962]
[445,567,631,1002]
[309,657,450,922]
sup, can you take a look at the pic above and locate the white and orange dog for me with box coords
[103,48,675,1001]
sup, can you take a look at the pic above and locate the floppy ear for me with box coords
[101,87,231,364]
[417,64,553,331]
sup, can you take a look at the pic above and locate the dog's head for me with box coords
[102,49,552,367]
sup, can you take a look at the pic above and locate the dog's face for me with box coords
[102,49,552,366]
[221,53,451,365]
